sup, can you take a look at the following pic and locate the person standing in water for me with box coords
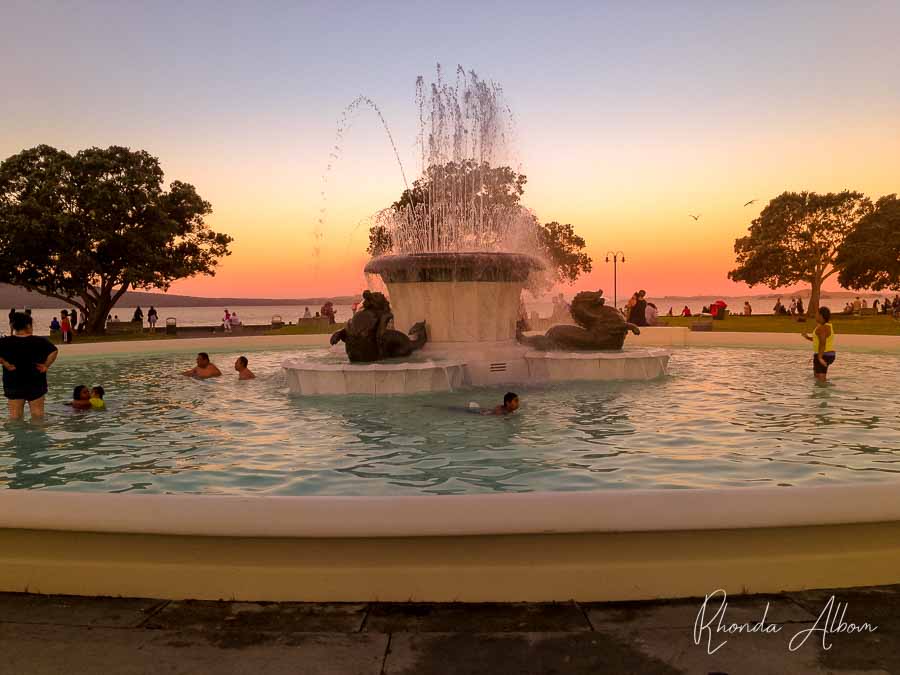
[802,307,835,383]
[234,356,255,380]
[0,312,59,419]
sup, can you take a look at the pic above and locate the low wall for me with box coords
[1,486,898,601]
[628,327,900,352]
[50,328,900,358]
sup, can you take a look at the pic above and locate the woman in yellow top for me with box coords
[802,306,835,382]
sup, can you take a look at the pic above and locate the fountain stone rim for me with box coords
[364,251,545,283]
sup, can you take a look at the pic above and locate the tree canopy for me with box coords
[728,191,874,314]
[368,161,591,287]
[836,194,900,291]
[0,145,232,332]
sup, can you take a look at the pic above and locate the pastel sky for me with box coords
[2,1,898,299]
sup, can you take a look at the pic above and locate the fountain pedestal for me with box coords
[282,252,671,395]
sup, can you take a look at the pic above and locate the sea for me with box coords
[8,292,891,337]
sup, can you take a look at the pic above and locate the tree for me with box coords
[0,145,232,333]
[836,194,900,291]
[367,161,592,285]
[728,191,873,315]
[536,221,593,285]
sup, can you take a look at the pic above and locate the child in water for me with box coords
[68,385,92,409]
[469,392,520,416]
[90,386,106,410]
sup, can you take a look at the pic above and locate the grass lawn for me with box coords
[49,332,175,345]
[264,323,344,336]
[44,323,341,344]
[660,313,900,335]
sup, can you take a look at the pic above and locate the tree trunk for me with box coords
[83,295,114,334]
[807,276,823,318]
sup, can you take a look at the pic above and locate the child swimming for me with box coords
[468,392,520,416]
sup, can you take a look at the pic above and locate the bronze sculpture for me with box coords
[330,290,427,362]
[517,290,640,351]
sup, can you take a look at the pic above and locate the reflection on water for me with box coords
[1,347,899,495]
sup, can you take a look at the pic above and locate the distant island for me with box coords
[0,284,357,309]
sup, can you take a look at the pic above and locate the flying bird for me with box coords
[743,199,758,207]
[688,214,701,221]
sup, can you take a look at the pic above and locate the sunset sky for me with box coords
[2,1,898,299]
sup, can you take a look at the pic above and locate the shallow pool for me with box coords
[1,347,898,495]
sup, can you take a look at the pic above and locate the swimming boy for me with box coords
[182,352,222,379]
[234,356,256,380]
[467,392,521,415]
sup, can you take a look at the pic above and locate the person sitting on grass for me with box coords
[182,352,222,379]
[90,386,106,410]
[234,356,255,380]
[68,385,93,410]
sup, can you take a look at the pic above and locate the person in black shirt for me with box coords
[0,312,59,420]
[628,290,649,327]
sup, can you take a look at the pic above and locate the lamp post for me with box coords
[604,251,625,310]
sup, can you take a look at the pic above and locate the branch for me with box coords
[110,282,131,305]
[19,285,84,311]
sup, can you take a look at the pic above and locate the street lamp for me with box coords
[604,251,625,310]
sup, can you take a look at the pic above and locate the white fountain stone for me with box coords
[283,346,670,395]
[524,348,670,381]
[283,357,467,396]
[387,281,524,343]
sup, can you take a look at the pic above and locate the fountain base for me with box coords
[282,358,467,395]
[283,345,669,395]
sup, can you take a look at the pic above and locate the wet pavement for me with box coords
[0,585,897,674]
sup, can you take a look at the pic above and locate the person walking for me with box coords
[147,306,158,332]
[802,307,836,383]
[0,312,59,420]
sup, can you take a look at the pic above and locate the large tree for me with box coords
[0,145,232,333]
[836,194,900,292]
[367,161,591,286]
[728,191,873,315]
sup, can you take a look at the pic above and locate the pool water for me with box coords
[1,347,898,495]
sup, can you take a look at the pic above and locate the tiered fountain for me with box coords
[284,68,669,395]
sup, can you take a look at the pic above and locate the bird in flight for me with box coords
[743,199,758,207]
[688,214,701,221]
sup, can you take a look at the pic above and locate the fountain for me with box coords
[284,67,669,395]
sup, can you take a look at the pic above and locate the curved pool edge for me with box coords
[2,485,899,602]
[1,483,899,538]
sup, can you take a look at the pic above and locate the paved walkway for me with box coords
[0,585,897,674]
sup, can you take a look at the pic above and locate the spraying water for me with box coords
[373,66,541,259]
[314,96,410,263]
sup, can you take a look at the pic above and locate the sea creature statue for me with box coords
[330,290,427,362]
[517,289,640,351]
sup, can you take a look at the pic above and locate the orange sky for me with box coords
[2,3,898,300]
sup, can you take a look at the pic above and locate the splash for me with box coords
[376,66,540,259]
[314,96,409,266]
